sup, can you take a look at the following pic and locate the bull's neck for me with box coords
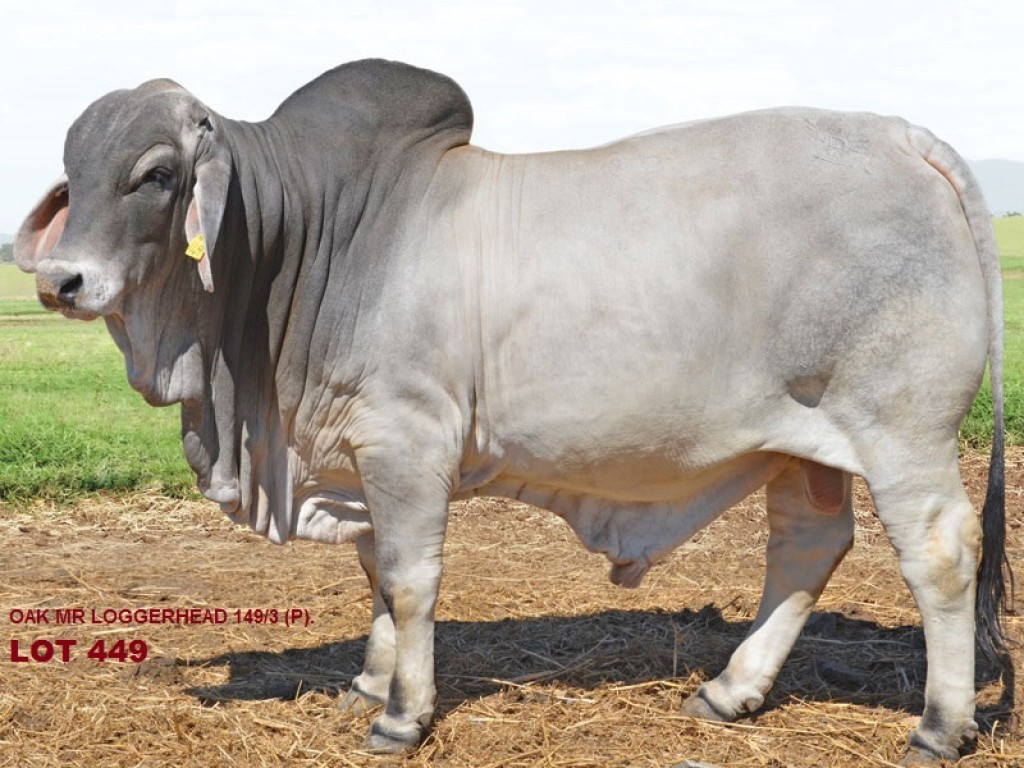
[180,117,310,510]
[180,114,374,520]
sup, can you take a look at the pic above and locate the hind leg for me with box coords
[683,459,854,719]
[866,440,981,761]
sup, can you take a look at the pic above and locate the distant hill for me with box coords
[0,233,13,245]
[969,159,1024,216]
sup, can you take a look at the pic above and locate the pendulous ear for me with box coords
[15,175,69,273]
[184,117,231,293]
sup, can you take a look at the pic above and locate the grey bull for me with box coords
[16,60,1011,762]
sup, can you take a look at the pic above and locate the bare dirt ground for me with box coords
[1,450,1022,768]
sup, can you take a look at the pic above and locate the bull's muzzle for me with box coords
[36,263,85,311]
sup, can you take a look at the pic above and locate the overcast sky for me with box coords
[2,0,1022,233]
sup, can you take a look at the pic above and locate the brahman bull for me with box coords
[15,60,1010,763]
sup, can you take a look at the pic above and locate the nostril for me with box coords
[58,274,83,301]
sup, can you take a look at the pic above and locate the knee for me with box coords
[378,566,443,622]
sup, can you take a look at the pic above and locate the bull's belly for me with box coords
[462,451,788,586]
[282,451,787,586]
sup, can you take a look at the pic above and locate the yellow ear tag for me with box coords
[185,234,206,261]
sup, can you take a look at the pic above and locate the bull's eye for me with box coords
[140,167,174,192]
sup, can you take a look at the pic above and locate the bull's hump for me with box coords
[270,59,473,148]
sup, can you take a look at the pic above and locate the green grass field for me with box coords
[983,216,1024,446]
[0,263,42,317]
[0,264,194,501]
[1,218,1022,501]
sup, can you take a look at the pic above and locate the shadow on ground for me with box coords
[178,604,1014,724]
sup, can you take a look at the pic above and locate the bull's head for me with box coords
[15,79,232,320]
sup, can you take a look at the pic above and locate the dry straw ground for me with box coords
[1,450,1022,767]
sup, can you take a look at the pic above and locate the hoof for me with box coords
[338,686,385,715]
[365,714,427,754]
[680,688,734,722]
[903,717,977,765]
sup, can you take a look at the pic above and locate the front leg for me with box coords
[339,531,396,712]
[355,447,452,753]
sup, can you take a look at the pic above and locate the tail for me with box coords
[909,126,1014,685]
